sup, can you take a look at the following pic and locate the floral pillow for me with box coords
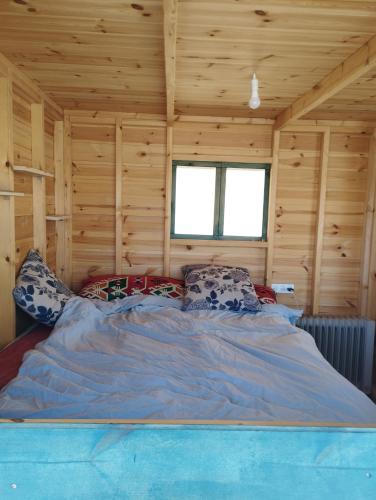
[13,249,74,326]
[182,264,262,313]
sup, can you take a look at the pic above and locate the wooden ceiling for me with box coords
[0,0,166,114]
[1,0,376,120]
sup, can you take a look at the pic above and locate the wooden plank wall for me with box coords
[13,81,34,272]
[366,131,376,319]
[68,111,375,318]
[321,128,370,315]
[0,55,64,347]
[123,118,166,275]
[13,84,63,273]
[70,113,167,288]
[273,130,322,311]
[70,116,116,282]
[170,120,271,284]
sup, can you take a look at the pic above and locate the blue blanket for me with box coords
[1,296,375,422]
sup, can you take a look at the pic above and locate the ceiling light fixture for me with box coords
[249,73,261,110]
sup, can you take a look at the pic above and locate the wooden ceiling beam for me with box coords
[274,33,376,130]
[163,0,178,125]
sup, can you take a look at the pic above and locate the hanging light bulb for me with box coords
[249,73,261,110]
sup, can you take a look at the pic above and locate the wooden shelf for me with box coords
[0,191,24,197]
[13,165,54,178]
[46,215,70,221]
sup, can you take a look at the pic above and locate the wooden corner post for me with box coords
[163,125,173,275]
[115,118,123,274]
[163,0,178,126]
[31,102,47,259]
[265,130,280,286]
[0,77,16,347]
[54,120,66,280]
[312,129,330,315]
[162,0,178,275]
[63,115,73,287]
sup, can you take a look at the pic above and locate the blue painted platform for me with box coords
[0,423,375,499]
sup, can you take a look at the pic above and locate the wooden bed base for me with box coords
[0,420,375,499]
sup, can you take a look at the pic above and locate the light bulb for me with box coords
[249,73,261,110]
[249,95,261,110]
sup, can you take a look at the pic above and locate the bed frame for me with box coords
[0,419,375,499]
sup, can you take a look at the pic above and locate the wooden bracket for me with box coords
[46,215,71,221]
[0,191,24,197]
[13,165,54,178]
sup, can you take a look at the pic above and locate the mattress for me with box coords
[0,295,375,423]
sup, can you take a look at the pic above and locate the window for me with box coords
[171,161,270,241]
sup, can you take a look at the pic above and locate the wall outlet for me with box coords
[271,283,295,294]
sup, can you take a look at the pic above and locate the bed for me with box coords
[1,294,375,423]
[0,325,51,390]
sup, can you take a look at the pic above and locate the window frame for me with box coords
[171,160,271,241]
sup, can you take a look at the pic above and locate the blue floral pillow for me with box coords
[13,249,74,326]
[182,264,261,313]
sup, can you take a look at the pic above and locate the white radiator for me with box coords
[296,317,375,394]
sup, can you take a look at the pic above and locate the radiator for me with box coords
[296,317,375,394]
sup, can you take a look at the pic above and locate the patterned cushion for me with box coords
[182,264,262,313]
[13,249,74,326]
[79,275,185,301]
[254,284,277,305]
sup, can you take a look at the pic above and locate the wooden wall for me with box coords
[1,78,375,349]
[0,54,65,346]
[13,83,63,273]
[68,111,376,319]
[169,120,271,284]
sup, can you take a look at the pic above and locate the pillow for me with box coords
[182,264,261,313]
[79,274,185,301]
[259,304,304,325]
[13,249,74,326]
[254,284,277,305]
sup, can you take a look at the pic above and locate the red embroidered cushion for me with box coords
[79,275,276,305]
[254,284,277,304]
[79,275,185,301]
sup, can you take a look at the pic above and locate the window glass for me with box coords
[223,168,265,237]
[174,166,216,235]
[171,161,269,240]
